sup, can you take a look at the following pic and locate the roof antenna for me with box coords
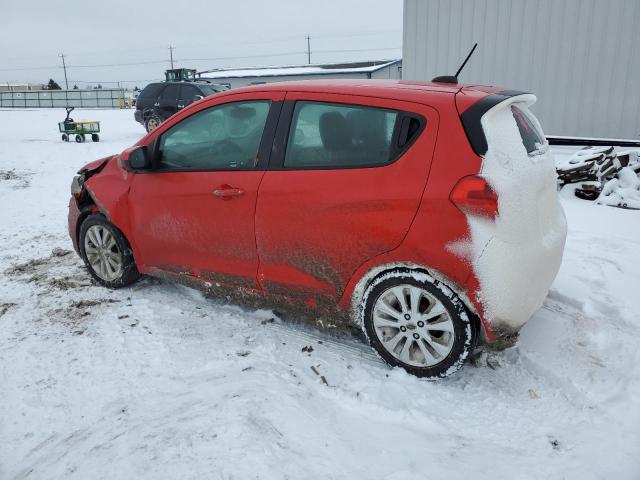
[432,43,478,84]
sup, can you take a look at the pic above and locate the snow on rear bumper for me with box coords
[473,215,566,340]
[465,94,568,344]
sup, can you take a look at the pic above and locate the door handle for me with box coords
[213,185,245,199]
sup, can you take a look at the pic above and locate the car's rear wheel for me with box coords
[362,270,474,378]
[79,214,140,288]
[145,113,162,133]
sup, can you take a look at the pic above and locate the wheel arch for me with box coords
[345,262,483,342]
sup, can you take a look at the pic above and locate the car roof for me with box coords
[210,79,505,110]
[215,79,505,104]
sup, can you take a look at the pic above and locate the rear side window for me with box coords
[139,83,164,99]
[284,101,399,168]
[511,105,546,155]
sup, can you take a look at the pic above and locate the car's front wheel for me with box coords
[79,214,140,288]
[362,270,475,378]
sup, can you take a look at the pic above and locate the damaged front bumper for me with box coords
[68,196,82,255]
[67,155,113,255]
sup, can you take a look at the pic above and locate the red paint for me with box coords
[68,80,510,341]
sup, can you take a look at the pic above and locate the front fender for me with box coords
[83,156,141,267]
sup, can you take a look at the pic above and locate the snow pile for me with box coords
[596,165,640,209]
[556,146,640,207]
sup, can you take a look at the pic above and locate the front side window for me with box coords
[284,101,399,168]
[158,101,271,170]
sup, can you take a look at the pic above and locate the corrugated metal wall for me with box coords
[0,89,129,108]
[403,0,640,139]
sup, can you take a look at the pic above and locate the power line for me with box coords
[0,46,402,74]
[0,29,402,64]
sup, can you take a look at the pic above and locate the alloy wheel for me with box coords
[84,225,123,282]
[372,284,455,367]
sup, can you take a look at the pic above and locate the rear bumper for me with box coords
[474,210,567,342]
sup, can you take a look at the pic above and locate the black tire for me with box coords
[362,269,474,378]
[91,133,100,142]
[144,113,162,133]
[62,133,68,142]
[75,134,84,143]
[79,214,140,289]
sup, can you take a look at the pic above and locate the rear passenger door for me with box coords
[139,83,165,112]
[255,92,438,302]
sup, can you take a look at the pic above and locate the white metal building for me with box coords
[198,60,402,89]
[403,0,640,139]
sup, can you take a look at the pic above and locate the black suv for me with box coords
[134,82,227,132]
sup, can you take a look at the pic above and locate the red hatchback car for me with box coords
[68,80,567,378]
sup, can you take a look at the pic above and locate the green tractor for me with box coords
[164,68,197,82]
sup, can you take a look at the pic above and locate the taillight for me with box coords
[450,175,498,219]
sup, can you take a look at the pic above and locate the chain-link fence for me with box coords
[0,89,131,108]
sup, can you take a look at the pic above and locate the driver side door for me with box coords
[127,92,283,289]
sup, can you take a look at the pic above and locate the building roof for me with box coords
[198,59,401,79]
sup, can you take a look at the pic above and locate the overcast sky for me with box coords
[1,0,403,89]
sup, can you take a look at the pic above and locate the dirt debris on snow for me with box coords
[0,168,31,189]
[5,247,95,292]
[0,302,17,317]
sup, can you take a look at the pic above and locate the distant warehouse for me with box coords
[198,60,402,89]
[403,0,640,139]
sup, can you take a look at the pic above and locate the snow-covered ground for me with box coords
[1,109,639,479]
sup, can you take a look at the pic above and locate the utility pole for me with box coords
[59,53,69,90]
[169,45,175,69]
[305,35,311,64]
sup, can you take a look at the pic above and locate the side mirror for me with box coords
[193,94,204,102]
[127,145,151,170]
